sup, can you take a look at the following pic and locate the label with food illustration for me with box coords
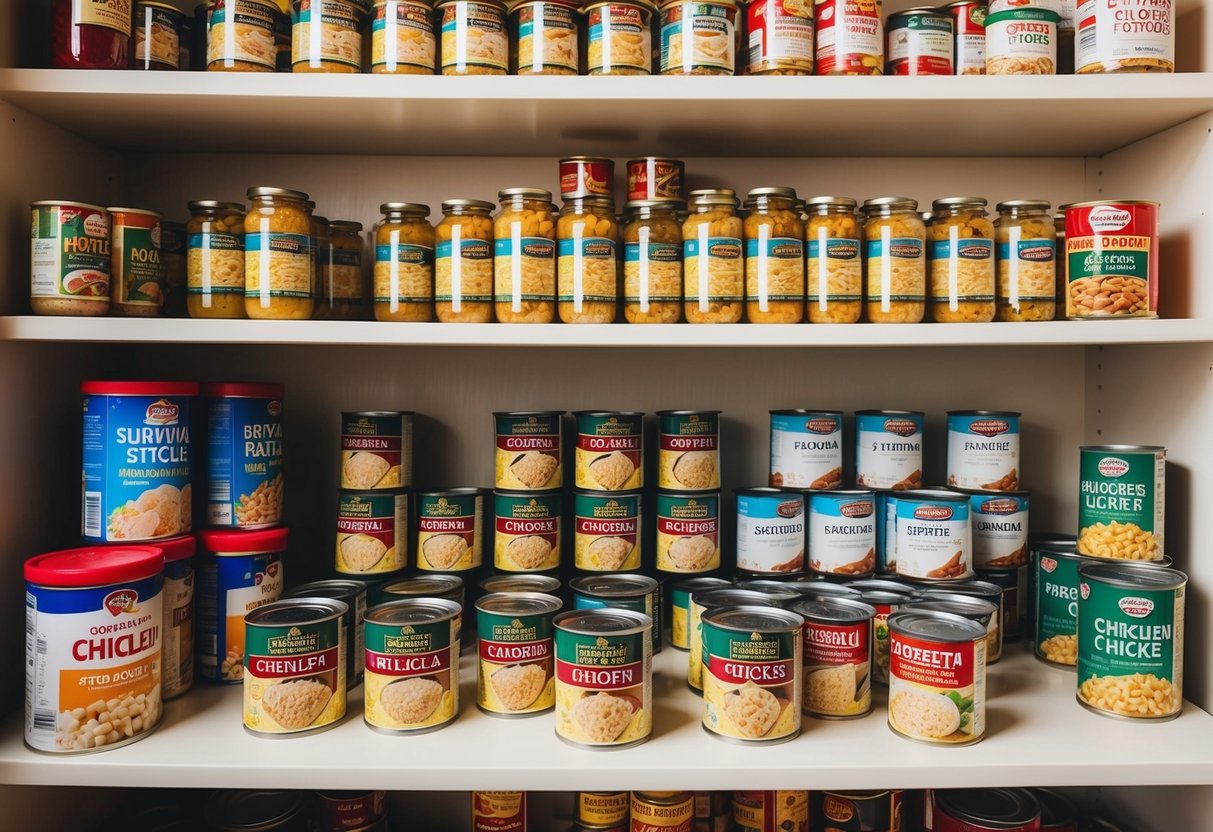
[559,158,615,200]
[494,492,562,572]
[888,620,986,745]
[335,491,409,575]
[947,411,1020,491]
[732,791,809,832]
[863,592,902,685]
[111,210,164,309]
[341,411,412,490]
[949,1,987,75]
[657,411,720,491]
[134,4,182,69]
[746,0,814,73]
[627,158,685,201]
[855,411,923,491]
[416,490,484,572]
[587,4,652,74]
[806,234,863,304]
[1077,0,1175,73]
[207,390,284,529]
[815,0,884,74]
[971,493,1029,568]
[577,792,630,827]
[1077,445,1165,560]
[630,793,693,832]
[374,238,435,304]
[895,497,973,581]
[574,412,643,491]
[701,610,802,743]
[494,411,563,491]
[208,0,277,70]
[660,1,738,73]
[808,491,876,576]
[745,235,805,306]
[476,594,560,716]
[557,235,617,307]
[494,236,557,307]
[555,612,653,748]
[985,8,1058,75]
[811,791,902,832]
[886,10,952,75]
[371,0,437,72]
[363,601,460,733]
[736,490,805,574]
[473,792,527,832]
[31,202,111,307]
[656,493,721,574]
[292,0,363,70]
[684,235,744,307]
[245,231,312,304]
[769,411,843,489]
[517,2,579,73]
[197,545,284,683]
[441,1,509,73]
[796,600,875,719]
[187,225,244,302]
[1033,547,1080,666]
[436,236,494,303]
[574,492,642,572]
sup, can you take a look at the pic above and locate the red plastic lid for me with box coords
[81,380,200,396]
[157,535,197,563]
[204,382,285,399]
[199,527,289,554]
[25,546,165,588]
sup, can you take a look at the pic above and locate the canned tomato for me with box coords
[670,576,730,649]
[1064,201,1158,317]
[656,491,721,574]
[945,0,986,74]
[1077,444,1165,560]
[283,579,367,686]
[474,792,527,832]
[769,409,844,489]
[416,487,487,571]
[108,207,164,315]
[560,157,615,200]
[363,598,460,733]
[978,566,1024,642]
[30,200,110,315]
[335,490,409,575]
[82,380,197,543]
[946,410,1020,492]
[481,574,562,596]
[631,792,693,832]
[701,606,803,743]
[628,157,686,201]
[745,0,814,75]
[658,410,721,490]
[341,410,413,490]
[243,597,347,736]
[962,490,1029,568]
[814,0,884,74]
[933,788,1041,832]
[885,8,954,75]
[196,528,287,683]
[1077,561,1186,720]
[791,596,876,719]
[571,574,661,652]
[809,489,877,577]
[24,546,164,753]
[894,491,972,581]
[861,589,905,687]
[574,411,644,491]
[736,488,806,575]
[316,791,387,832]
[494,491,562,572]
[906,594,1000,662]
[688,588,780,691]
[476,591,561,717]
[577,792,630,827]
[554,608,653,748]
[888,609,986,745]
[733,791,809,832]
[855,410,923,491]
[206,382,285,529]
[495,410,564,491]
[811,791,902,832]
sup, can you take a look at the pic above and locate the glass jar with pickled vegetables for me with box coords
[510,0,581,74]
[208,0,279,72]
[623,198,683,323]
[316,220,366,320]
[584,0,656,75]
[436,0,509,74]
[245,187,314,320]
[683,189,743,323]
[804,196,862,324]
[557,197,619,324]
[1053,207,1068,320]
[291,0,365,73]
[744,187,804,324]
[188,200,247,319]
[371,0,437,73]
[494,188,556,323]
[374,203,435,322]
[435,199,495,323]
[928,197,996,323]
[995,200,1056,322]
[863,196,925,324]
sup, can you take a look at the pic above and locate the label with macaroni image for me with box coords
[587,3,652,73]
[437,238,494,302]
[684,236,743,303]
[246,232,312,301]
[1077,445,1165,560]
[208,0,278,70]
[494,237,557,301]
[135,4,182,69]
[558,236,618,304]
[292,0,363,69]
[865,236,925,300]
[746,0,815,74]
[806,236,862,301]
[372,0,437,72]
[517,2,579,73]
[441,1,509,72]
[1033,545,1081,666]
[928,236,995,301]
[660,1,738,73]
[375,240,435,303]
[745,236,805,303]
[187,230,244,300]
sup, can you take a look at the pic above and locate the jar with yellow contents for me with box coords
[584,0,656,74]
[187,200,247,319]
[315,220,366,320]
[309,208,330,300]
[863,196,925,324]
[683,189,743,323]
[437,0,510,74]
[244,187,315,320]
[558,197,619,324]
[371,0,437,73]
[928,197,996,323]
[494,188,557,323]
[374,203,435,322]
[435,199,496,323]
[291,0,366,72]
[995,200,1056,322]
[207,0,279,72]
[1053,207,1067,320]
[623,198,683,323]
[804,196,862,324]
[744,187,805,324]
[510,0,581,74]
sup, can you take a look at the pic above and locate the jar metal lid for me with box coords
[562,196,616,209]
[995,199,1052,212]
[188,200,246,213]
[247,186,310,202]
[442,199,496,213]
[330,220,364,233]
[804,196,858,209]
[746,186,798,201]
[932,197,988,212]
[380,202,430,216]
[625,198,686,212]
[499,187,553,201]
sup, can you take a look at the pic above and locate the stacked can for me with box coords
[572,411,645,575]
[335,410,412,579]
[493,411,565,575]
[655,410,723,578]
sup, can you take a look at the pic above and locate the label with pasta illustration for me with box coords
[208,0,277,70]
[558,236,618,305]
[440,2,509,72]
[745,236,805,303]
[587,3,652,73]
[436,238,494,302]
[660,1,738,73]
[554,611,652,748]
[1077,445,1165,560]
[246,232,312,301]
[517,2,579,73]
[371,0,437,72]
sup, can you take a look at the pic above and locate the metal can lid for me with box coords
[919,579,1003,602]
[381,574,464,598]
[32,199,108,212]
[904,596,997,623]
[688,189,738,207]
[344,410,416,419]
[789,596,876,625]
[770,408,845,417]
[499,187,553,201]
[106,207,163,218]
[380,202,430,216]
[555,608,652,636]
[204,382,284,399]
[887,609,986,642]
[854,408,924,418]
[935,789,1041,830]
[245,597,348,627]
[701,605,803,633]
[476,591,563,617]
[188,200,246,213]
[82,380,199,396]
[570,574,658,598]
[859,590,907,606]
[205,789,308,831]
[672,576,731,594]
[24,546,164,588]
[809,488,875,500]
[1066,199,1159,210]
[896,489,971,505]
[573,410,645,419]
[995,199,1052,212]
[367,597,461,626]
[417,486,490,499]
[1080,443,1166,453]
[846,578,914,594]
[247,186,309,202]
[561,156,614,164]
[692,588,777,610]
[733,580,802,601]
[862,196,918,212]
[1078,561,1188,590]
[781,580,862,599]
[947,409,1021,418]
[745,186,798,201]
[284,579,367,603]
[494,409,566,418]
[657,409,721,417]
[442,199,496,213]
[480,574,562,595]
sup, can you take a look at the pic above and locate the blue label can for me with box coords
[205,383,285,529]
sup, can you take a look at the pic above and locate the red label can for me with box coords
[811,790,903,832]
[627,157,685,201]
[559,156,615,199]
[945,1,987,74]
[1063,200,1159,319]
[474,793,527,832]
[932,789,1041,832]
[316,791,387,831]
[814,0,884,74]
[746,0,815,75]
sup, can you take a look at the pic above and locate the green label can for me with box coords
[573,491,642,572]
[1033,544,1083,667]
[416,488,486,572]
[657,410,721,491]
[30,201,111,314]
[494,411,564,491]
[336,490,409,575]
[574,411,644,491]
[494,490,562,572]
[570,574,662,653]
[364,598,460,733]
[475,592,562,717]
[670,577,730,650]
[1078,445,1165,561]
[656,491,721,574]
[109,207,164,313]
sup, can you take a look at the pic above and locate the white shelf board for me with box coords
[1,70,1211,157]
[0,315,1209,348]
[1,648,1211,790]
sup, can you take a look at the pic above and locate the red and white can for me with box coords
[1063,200,1159,318]
[745,0,815,75]
[944,0,987,73]
[474,792,527,832]
[627,157,685,201]
[885,8,953,75]
[931,788,1041,832]
[791,596,876,719]
[814,0,884,74]
[316,791,388,831]
[559,156,615,199]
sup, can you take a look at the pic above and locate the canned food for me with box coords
[341,411,414,490]
[363,598,461,733]
[1078,444,1166,562]
[631,793,693,832]
[283,579,367,686]
[670,577,731,649]
[1077,561,1186,720]
[985,7,1058,74]
[1076,0,1174,73]
[656,491,721,574]
[208,0,279,72]
[481,574,562,596]
[316,791,388,832]
[917,578,1006,657]
[933,788,1041,832]
[875,491,898,573]
[474,792,527,832]
[887,609,986,745]
[732,792,809,832]
[494,491,562,572]
[416,487,487,571]
[687,588,781,691]
[1064,201,1159,317]
[894,491,972,581]
[860,589,905,686]
[476,592,562,716]
[1034,542,1087,666]
[977,566,1024,642]
[585,1,656,75]
[437,0,510,74]
[701,606,803,743]
[885,8,954,75]
[905,595,999,663]
[855,410,924,491]
[966,491,1029,568]
[512,0,580,74]
[134,1,185,70]
[577,792,630,827]
[495,411,564,490]
[848,578,913,594]
[736,488,806,575]
[205,791,309,832]
[554,608,653,748]
[808,489,877,577]
[946,410,1020,492]
[694,792,729,819]
[574,411,644,491]
[381,573,465,607]
[108,207,164,316]
[370,0,437,74]
[560,157,615,200]
[745,0,813,74]
[811,791,903,832]
[571,574,661,652]
[945,0,986,74]
[335,490,409,575]
[735,579,803,602]
[814,0,884,74]
[769,410,844,490]
[790,596,876,719]
[156,536,195,700]
[782,578,861,600]
[206,382,285,529]
[627,158,686,201]
[30,200,110,316]
[243,597,347,736]
[658,410,720,491]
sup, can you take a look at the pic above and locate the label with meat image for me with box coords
[895,498,972,580]
[769,411,843,489]
[736,491,805,574]
[808,492,876,576]
[971,493,1029,568]
[855,411,923,490]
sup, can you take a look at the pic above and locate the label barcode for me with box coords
[209,481,232,503]
[36,638,47,655]
[84,492,102,537]
[32,710,56,731]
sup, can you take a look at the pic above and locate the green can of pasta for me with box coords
[657,410,721,491]
[415,487,487,572]
[656,491,721,574]
[574,411,644,491]
[1077,445,1165,561]
[363,598,460,734]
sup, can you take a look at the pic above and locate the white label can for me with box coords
[946,410,1020,491]
[895,493,973,580]
[769,409,844,489]
[736,488,806,574]
[969,492,1030,568]
[809,490,877,576]
[855,410,923,491]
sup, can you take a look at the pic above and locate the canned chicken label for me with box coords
[946,412,1020,491]
[746,0,815,74]
[364,601,460,732]
[555,611,653,747]
[886,11,953,75]
[208,0,277,70]
[809,491,877,576]
[476,594,559,715]
[888,614,986,744]
[660,1,738,73]
[658,412,720,490]
[587,4,653,74]
[1033,547,1080,666]
[574,492,642,572]
[441,1,509,73]
[631,793,693,832]
[971,493,1029,568]
[495,411,563,491]
[578,793,630,827]
[371,0,437,72]
[417,490,485,571]
[335,491,409,575]
[197,542,285,683]
[948,1,987,73]
[702,610,802,742]
[656,493,721,574]
[575,412,643,491]
[560,159,615,200]
[1065,201,1158,318]
[30,202,110,306]
[517,2,579,73]
[1076,0,1174,74]
[733,792,809,832]
[162,555,194,699]
[811,791,902,832]
[855,411,923,491]
[494,492,562,572]
[814,0,884,74]
[627,158,685,202]
[896,497,972,580]
[207,389,284,528]
[474,793,527,832]
[1077,445,1164,560]
[769,411,843,489]
[985,8,1058,74]
[341,411,412,490]
[737,490,805,574]
[802,615,872,718]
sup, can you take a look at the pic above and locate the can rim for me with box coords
[204,382,284,399]
[479,574,562,594]
[245,597,348,627]
[671,576,732,593]
[570,574,658,598]
[32,200,108,212]
[1066,199,1160,209]
[854,409,925,417]
[344,410,416,419]
[493,410,566,418]
[934,788,1041,829]
[1079,444,1166,452]
[82,380,200,396]
[573,410,645,419]
[554,608,652,636]
[887,608,986,642]
[476,591,563,616]
[770,408,845,417]
[947,409,1022,418]
[1078,561,1188,590]
[283,579,367,600]
[789,595,877,624]
[657,409,721,417]
[366,597,461,626]
[381,574,465,596]
[416,486,490,498]
[701,604,803,633]
[692,588,779,609]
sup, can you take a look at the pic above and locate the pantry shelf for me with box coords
[2,648,1211,790]
[1,69,1211,157]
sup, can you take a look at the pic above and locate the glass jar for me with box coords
[187,201,247,319]
[584,0,655,74]
[244,187,314,320]
[436,0,510,74]
[744,187,804,324]
[52,0,132,69]
[374,203,435,322]
[995,200,1056,322]
[309,209,330,303]
[134,1,185,71]
[291,0,365,72]
[1053,207,1067,320]
[510,0,581,74]
[658,0,741,76]
[863,197,925,324]
[623,199,683,323]
[928,197,996,323]
[316,220,366,320]
[494,188,557,323]
[436,200,496,323]
[208,0,279,71]
[804,196,862,324]
[557,197,619,324]
[161,220,188,317]
[370,0,437,74]
[683,189,743,323]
